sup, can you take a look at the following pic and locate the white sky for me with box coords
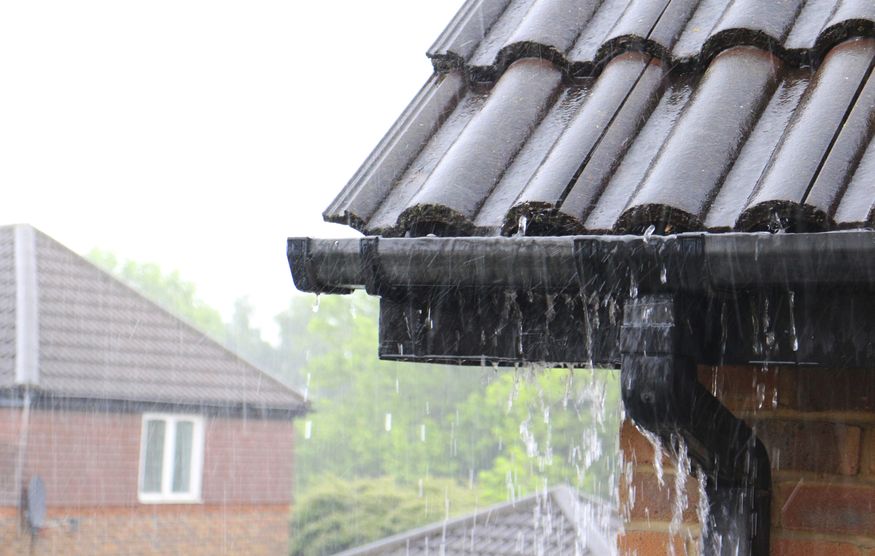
[0,0,465,341]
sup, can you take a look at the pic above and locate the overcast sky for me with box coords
[0,0,465,340]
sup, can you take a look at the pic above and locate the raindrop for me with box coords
[304,420,312,440]
[629,268,639,299]
[771,386,779,409]
[418,478,424,497]
[788,290,799,352]
[642,430,665,487]
[756,382,766,409]
[768,210,787,233]
[669,436,691,549]
[659,265,668,285]
[643,224,656,243]
[695,467,710,544]
[311,295,320,313]
[384,413,392,432]
[420,424,426,442]
[395,377,400,395]
[517,214,528,237]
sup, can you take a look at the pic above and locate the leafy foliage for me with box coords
[88,249,226,340]
[290,476,480,556]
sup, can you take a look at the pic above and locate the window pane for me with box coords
[172,421,194,493]
[142,420,165,493]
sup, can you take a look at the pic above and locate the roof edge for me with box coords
[13,224,39,387]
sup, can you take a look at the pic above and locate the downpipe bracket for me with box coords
[620,294,771,555]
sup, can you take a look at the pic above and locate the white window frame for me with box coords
[138,413,205,503]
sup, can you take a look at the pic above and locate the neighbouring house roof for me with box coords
[337,485,618,556]
[0,224,306,418]
[325,0,875,238]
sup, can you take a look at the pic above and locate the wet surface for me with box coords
[326,0,875,239]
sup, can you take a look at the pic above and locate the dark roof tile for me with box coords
[618,46,783,233]
[739,38,875,231]
[397,59,562,235]
[512,52,665,234]
[835,136,875,227]
[327,0,875,238]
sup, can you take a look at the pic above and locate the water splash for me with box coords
[517,214,528,237]
[643,224,656,243]
[641,429,665,487]
[695,467,711,545]
[669,436,691,555]
[756,382,766,410]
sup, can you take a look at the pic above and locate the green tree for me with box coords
[290,475,480,556]
[290,292,483,489]
[226,296,278,371]
[459,368,621,502]
[88,248,226,340]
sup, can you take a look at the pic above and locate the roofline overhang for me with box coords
[0,388,309,420]
[289,231,875,369]
[289,231,875,295]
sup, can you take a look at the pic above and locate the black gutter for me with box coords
[288,231,875,294]
[288,230,875,555]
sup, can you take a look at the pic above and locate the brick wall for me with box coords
[0,408,296,554]
[619,365,875,555]
[0,504,289,556]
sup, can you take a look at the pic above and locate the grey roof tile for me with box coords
[326,0,875,239]
[338,485,618,556]
[0,225,305,415]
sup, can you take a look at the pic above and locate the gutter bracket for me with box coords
[620,294,771,555]
[361,237,411,300]
[287,238,353,295]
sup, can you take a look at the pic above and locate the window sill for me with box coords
[138,495,203,505]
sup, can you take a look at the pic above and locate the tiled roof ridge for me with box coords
[428,0,875,86]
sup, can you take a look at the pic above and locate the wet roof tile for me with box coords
[0,225,306,415]
[326,0,875,238]
[338,485,617,556]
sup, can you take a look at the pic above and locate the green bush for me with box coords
[290,475,480,556]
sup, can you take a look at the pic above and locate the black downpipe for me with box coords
[620,294,770,555]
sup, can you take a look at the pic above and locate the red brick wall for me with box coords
[620,365,875,555]
[0,408,296,555]
[203,416,295,504]
[0,504,289,556]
